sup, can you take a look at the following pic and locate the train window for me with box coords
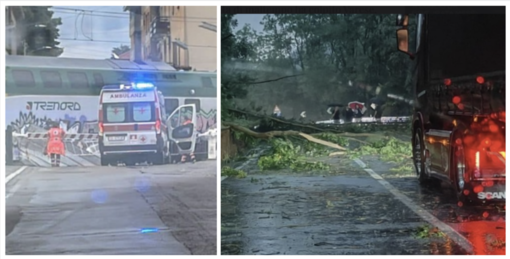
[201,76,214,87]
[12,70,35,88]
[165,98,179,114]
[41,71,62,88]
[184,99,201,112]
[93,73,104,88]
[68,72,89,88]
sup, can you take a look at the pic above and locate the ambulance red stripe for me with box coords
[103,124,155,131]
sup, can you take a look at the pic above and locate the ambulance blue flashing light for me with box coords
[134,82,155,89]
[103,83,155,91]
[117,82,154,90]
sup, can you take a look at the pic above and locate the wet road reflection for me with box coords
[221,156,505,255]
[365,156,506,255]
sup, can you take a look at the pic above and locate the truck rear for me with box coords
[395,13,505,204]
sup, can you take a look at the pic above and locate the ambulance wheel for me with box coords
[152,150,166,165]
[100,155,111,166]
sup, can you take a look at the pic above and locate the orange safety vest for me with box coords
[47,127,66,155]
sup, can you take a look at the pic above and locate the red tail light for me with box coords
[98,122,104,135]
[155,120,161,134]
[476,76,485,84]
[444,78,452,86]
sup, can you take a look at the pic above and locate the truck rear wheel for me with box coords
[413,127,430,184]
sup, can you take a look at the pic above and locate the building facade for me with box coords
[126,6,216,71]
[5,7,24,55]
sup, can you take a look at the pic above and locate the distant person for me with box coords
[181,116,196,163]
[371,103,383,122]
[344,107,354,123]
[353,104,363,122]
[299,111,306,122]
[273,105,282,117]
[46,121,66,167]
[331,106,341,124]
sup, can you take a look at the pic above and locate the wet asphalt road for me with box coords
[6,161,217,255]
[221,155,505,255]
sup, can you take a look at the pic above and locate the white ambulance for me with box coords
[97,82,196,166]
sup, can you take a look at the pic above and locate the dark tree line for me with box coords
[222,14,416,120]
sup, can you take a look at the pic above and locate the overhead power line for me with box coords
[51,7,217,21]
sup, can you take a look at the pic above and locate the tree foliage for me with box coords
[222,14,416,120]
[112,44,130,55]
[8,6,63,56]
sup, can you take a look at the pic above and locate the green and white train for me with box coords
[5,55,217,134]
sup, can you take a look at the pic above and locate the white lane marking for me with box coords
[6,166,28,184]
[353,158,474,254]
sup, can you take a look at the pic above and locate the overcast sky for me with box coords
[52,6,130,59]
[52,10,261,60]
[234,14,265,33]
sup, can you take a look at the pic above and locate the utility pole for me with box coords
[124,6,143,63]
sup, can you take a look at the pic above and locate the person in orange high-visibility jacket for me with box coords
[181,116,196,163]
[46,122,66,167]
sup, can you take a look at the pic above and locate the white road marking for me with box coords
[6,166,28,184]
[353,158,474,254]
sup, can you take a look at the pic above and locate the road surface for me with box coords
[6,161,217,255]
[221,155,505,255]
